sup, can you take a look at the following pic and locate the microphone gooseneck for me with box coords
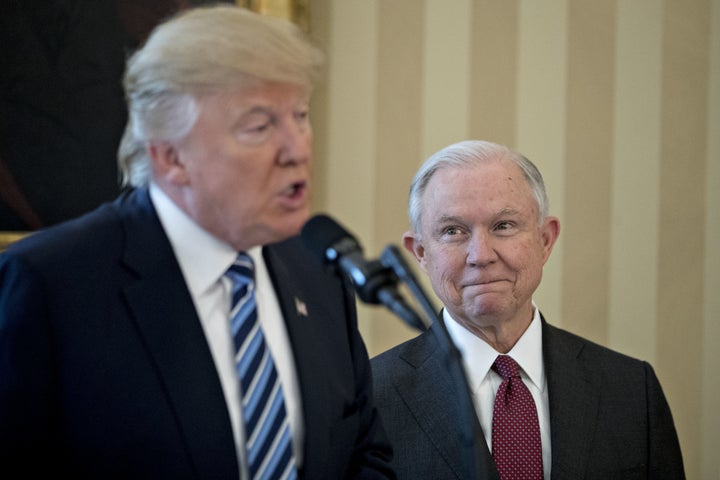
[301,214,424,330]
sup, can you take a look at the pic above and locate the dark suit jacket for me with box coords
[371,317,685,480]
[0,187,394,479]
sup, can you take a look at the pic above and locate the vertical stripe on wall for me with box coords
[323,0,378,234]
[422,0,472,156]
[516,0,568,326]
[658,1,710,478]
[370,0,427,354]
[321,0,380,342]
[702,3,720,478]
[375,0,424,249]
[609,0,662,362]
[562,0,616,344]
[469,0,519,147]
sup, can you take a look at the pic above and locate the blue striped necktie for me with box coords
[225,252,297,480]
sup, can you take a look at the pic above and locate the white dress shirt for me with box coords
[149,183,304,478]
[444,306,551,480]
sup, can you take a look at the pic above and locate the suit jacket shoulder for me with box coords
[0,188,239,478]
[371,323,500,480]
[542,319,685,479]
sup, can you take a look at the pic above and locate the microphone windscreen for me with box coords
[301,214,359,261]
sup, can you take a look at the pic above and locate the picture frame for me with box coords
[0,232,28,252]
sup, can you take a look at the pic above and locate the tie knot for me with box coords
[225,253,256,309]
[226,252,255,285]
[492,355,521,380]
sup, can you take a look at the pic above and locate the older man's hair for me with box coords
[118,5,324,187]
[407,140,550,236]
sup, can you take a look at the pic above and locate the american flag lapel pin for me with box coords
[294,296,308,317]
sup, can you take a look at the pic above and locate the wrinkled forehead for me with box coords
[422,161,538,215]
[429,158,530,191]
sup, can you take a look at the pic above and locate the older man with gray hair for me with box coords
[372,140,683,479]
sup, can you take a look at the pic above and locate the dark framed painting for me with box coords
[0,0,309,251]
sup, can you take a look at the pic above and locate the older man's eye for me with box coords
[494,221,517,234]
[248,123,270,133]
[295,109,309,122]
[236,119,275,144]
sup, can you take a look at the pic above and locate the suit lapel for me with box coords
[118,189,238,478]
[262,242,335,476]
[542,320,600,479]
[396,323,500,480]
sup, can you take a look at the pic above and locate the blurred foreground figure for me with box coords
[0,5,394,479]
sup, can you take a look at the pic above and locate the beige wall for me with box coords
[309,1,720,479]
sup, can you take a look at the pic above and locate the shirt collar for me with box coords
[506,308,545,392]
[150,183,239,296]
[444,305,545,393]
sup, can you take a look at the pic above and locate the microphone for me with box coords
[303,214,482,477]
[301,214,425,330]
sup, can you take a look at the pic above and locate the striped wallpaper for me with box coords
[308,1,719,478]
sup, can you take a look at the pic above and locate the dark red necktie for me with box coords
[491,355,543,480]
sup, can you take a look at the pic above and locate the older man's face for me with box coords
[168,82,313,251]
[403,159,559,330]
